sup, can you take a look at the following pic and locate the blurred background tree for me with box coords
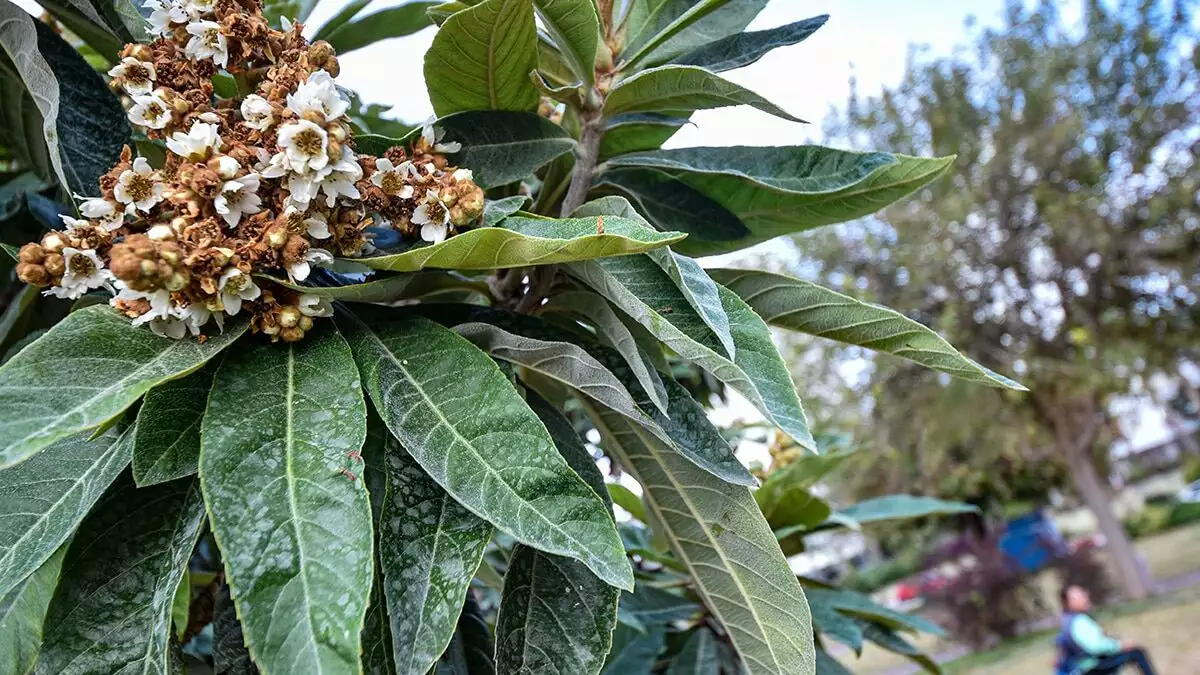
[791,0,1199,600]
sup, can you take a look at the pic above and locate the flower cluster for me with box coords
[15,0,485,341]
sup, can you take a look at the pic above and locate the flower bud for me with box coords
[18,243,44,264]
[16,262,49,286]
[148,224,175,241]
[41,233,65,253]
[267,227,289,249]
[278,306,301,328]
[43,253,65,276]
[165,271,189,291]
[280,326,306,342]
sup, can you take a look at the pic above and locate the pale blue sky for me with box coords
[303,0,1044,145]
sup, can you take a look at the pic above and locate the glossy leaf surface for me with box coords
[0,305,244,469]
[340,310,633,590]
[201,324,373,675]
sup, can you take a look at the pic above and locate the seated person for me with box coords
[1055,584,1157,675]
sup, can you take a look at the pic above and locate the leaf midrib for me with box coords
[627,424,786,673]
[283,344,324,672]
[359,321,615,585]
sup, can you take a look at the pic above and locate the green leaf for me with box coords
[673,14,828,72]
[494,390,619,675]
[324,2,435,54]
[200,323,373,675]
[0,6,131,196]
[378,438,493,675]
[707,268,1026,389]
[171,569,189,640]
[534,0,599,85]
[0,425,132,599]
[339,309,633,590]
[603,65,801,122]
[212,585,257,675]
[539,288,669,414]
[834,495,978,528]
[803,587,943,637]
[360,415,397,675]
[618,583,702,628]
[569,197,735,360]
[312,0,373,40]
[264,273,430,304]
[599,113,689,160]
[567,256,816,450]
[0,545,65,675]
[814,649,853,675]
[443,310,755,486]
[803,588,863,653]
[859,622,942,674]
[605,147,955,256]
[664,629,718,675]
[622,0,766,70]
[360,113,571,190]
[483,195,530,227]
[358,215,684,272]
[759,485,830,532]
[755,448,854,531]
[607,483,646,523]
[132,364,216,486]
[29,0,125,63]
[436,111,575,188]
[424,0,539,115]
[0,305,245,469]
[600,623,664,675]
[37,473,205,674]
[585,404,815,675]
[437,592,496,675]
[596,168,750,243]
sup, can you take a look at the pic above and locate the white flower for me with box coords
[413,189,451,244]
[185,0,216,16]
[166,121,222,160]
[287,70,349,122]
[145,0,187,36]
[107,57,156,96]
[215,155,241,179]
[113,157,165,214]
[298,294,333,317]
[240,94,274,131]
[218,268,260,316]
[287,248,334,282]
[452,168,473,182]
[421,119,461,153]
[47,247,109,299]
[285,171,323,209]
[198,111,221,124]
[113,285,173,325]
[78,198,123,231]
[149,316,189,339]
[303,211,330,239]
[180,302,222,335]
[214,174,262,227]
[277,120,329,174]
[318,147,362,207]
[259,150,290,178]
[58,214,88,231]
[370,158,415,198]
[128,92,172,130]
[147,224,175,240]
[185,20,228,68]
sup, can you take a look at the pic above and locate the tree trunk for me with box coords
[1061,438,1153,600]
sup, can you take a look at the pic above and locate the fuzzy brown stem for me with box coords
[559,110,604,217]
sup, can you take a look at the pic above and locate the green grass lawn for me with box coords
[947,586,1200,674]
[850,523,1200,674]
